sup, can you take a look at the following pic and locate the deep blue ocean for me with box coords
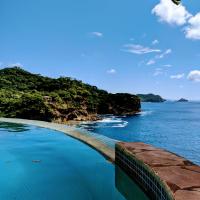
[78,102,200,165]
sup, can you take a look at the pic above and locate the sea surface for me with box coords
[0,122,148,200]
[78,102,200,165]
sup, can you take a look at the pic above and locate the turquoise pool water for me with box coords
[0,122,148,200]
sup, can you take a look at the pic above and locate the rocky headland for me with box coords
[137,93,166,102]
[0,67,141,122]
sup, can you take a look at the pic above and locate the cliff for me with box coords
[0,67,140,122]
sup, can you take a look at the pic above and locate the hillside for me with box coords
[137,94,166,102]
[0,67,141,122]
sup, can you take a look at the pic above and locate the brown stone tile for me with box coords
[191,188,200,192]
[175,190,200,200]
[136,150,186,167]
[153,166,200,189]
[183,165,200,173]
[116,142,200,200]
[118,142,159,153]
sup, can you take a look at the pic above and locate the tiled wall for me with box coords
[115,146,174,200]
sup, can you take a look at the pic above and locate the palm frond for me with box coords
[171,0,181,5]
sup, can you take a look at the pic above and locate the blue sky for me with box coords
[0,0,200,100]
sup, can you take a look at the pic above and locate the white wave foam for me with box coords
[138,111,153,116]
[111,121,128,128]
[79,116,129,128]
[97,116,128,128]
[98,117,123,123]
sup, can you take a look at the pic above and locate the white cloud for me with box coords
[146,49,172,67]
[156,48,172,59]
[163,64,172,67]
[187,70,200,82]
[165,48,172,54]
[146,59,155,65]
[7,63,23,68]
[185,13,200,40]
[154,71,163,76]
[107,69,116,74]
[90,32,103,37]
[123,44,161,55]
[152,0,191,26]
[170,73,185,79]
[152,0,200,40]
[152,39,159,45]
[154,68,163,76]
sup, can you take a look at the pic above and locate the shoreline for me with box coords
[0,118,116,162]
[1,117,200,199]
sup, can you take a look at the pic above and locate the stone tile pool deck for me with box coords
[116,142,200,200]
[0,118,199,200]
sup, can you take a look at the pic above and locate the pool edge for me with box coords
[0,118,115,162]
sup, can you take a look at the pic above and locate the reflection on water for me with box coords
[0,122,30,132]
[115,166,148,200]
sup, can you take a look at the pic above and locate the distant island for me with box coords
[0,67,141,122]
[137,94,166,103]
[177,98,189,102]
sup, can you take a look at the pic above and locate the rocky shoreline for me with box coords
[0,67,141,123]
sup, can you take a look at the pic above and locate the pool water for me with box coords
[0,122,148,200]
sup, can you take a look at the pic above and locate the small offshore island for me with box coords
[137,94,166,103]
[177,98,189,102]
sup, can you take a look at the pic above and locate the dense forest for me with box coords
[0,67,141,122]
[137,94,166,102]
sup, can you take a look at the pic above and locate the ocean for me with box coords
[78,102,200,165]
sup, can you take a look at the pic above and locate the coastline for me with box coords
[0,118,116,162]
[1,117,200,199]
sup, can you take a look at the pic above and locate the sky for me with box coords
[0,0,200,100]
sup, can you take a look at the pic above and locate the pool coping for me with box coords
[115,142,200,200]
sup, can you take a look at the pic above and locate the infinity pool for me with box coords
[0,122,148,200]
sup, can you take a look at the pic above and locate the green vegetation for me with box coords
[137,94,166,103]
[0,67,140,122]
